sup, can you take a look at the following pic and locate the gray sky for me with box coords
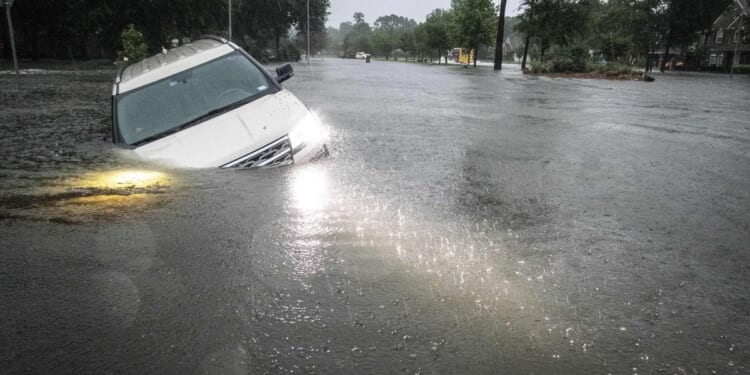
[327,0,523,28]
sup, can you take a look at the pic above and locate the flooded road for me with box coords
[1,60,750,374]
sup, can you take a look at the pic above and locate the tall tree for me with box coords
[372,14,416,59]
[344,12,372,54]
[450,0,496,67]
[423,9,453,64]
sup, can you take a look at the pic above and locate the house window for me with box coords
[716,29,724,44]
[717,53,724,66]
[710,54,717,66]
[735,30,741,43]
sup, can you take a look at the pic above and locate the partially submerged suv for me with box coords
[111,36,328,169]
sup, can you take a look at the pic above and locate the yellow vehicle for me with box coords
[452,48,475,65]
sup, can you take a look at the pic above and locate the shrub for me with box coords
[115,24,149,66]
[529,60,552,74]
[549,44,590,73]
[734,65,750,74]
[276,41,301,62]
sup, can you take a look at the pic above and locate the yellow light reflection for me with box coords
[82,169,169,189]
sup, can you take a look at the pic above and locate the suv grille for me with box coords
[221,136,294,169]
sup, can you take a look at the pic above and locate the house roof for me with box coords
[714,1,748,30]
[737,0,749,16]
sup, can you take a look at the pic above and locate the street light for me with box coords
[2,0,18,75]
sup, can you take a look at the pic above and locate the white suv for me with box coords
[111,36,328,169]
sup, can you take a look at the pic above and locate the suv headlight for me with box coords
[289,112,328,152]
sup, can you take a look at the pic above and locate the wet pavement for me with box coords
[1,59,750,374]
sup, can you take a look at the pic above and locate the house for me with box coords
[704,0,750,71]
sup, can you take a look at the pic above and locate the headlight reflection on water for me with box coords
[50,169,172,221]
[82,169,170,190]
[290,164,330,214]
[285,164,332,278]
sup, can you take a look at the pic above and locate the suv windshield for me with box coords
[116,51,274,146]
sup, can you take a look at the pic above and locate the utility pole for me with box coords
[3,0,18,75]
[493,0,508,70]
[228,0,232,41]
[306,0,310,64]
[730,39,739,79]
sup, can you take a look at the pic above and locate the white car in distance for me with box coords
[111,36,329,169]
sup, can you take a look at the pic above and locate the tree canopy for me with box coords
[2,0,330,61]
[449,0,497,66]
[514,0,733,72]
[372,15,417,59]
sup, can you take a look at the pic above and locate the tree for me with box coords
[116,24,149,66]
[658,0,732,71]
[603,0,666,73]
[414,23,429,62]
[344,12,372,55]
[494,0,509,70]
[292,0,331,55]
[423,9,453,64]
[516,0,594,61]
[4,0,331,61]
[372,14,417,60]
[450,0,496,67]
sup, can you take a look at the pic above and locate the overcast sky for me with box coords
[327,0,524,28]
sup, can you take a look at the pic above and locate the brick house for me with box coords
[704,0,750,71]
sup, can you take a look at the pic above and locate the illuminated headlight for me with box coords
[289,112,328,152]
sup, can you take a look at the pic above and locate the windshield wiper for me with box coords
[130,93,267,147]
[131,126,185,147]
[178,96,257,129]
[131,99,256,147]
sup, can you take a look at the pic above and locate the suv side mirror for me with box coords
[275,64,294,83]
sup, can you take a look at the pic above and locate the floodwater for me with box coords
[1,59,749,374]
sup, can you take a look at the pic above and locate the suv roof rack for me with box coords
[115,38,231,87]
[198,35,229,44]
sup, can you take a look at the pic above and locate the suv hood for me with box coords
[129,90,309,169]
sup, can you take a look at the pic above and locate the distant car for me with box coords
[355,51,370,59]
[111,36,328,169]
[664,58,685,70]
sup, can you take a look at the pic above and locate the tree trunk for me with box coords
[494,0,508,70]
[275,31,281,57]
[540,44,545,62]
[31,27,40,61]
[473,46,478,67]
[521,11,534,71]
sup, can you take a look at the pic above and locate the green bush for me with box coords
[734,65,750,74]
[609,63,633,75]
[115,24,149,66]
[276,41,301,62]
[549,44,590,73]
[529,60,553,74]
[592,62,633,75]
